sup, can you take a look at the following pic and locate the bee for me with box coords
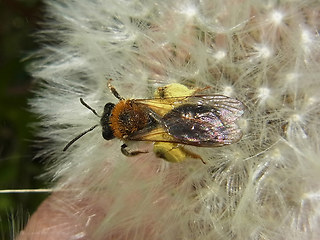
[63,80,244,163]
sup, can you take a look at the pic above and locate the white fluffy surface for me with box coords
[29,0,320,239]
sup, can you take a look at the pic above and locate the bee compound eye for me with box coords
[102,125,114,140]
[104,102,115,114]
[100,102,115,127]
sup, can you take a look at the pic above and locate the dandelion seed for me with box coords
[213,50,226,60]
[258,87,271,102]
[254,44,272,59]
[270,10,284,25]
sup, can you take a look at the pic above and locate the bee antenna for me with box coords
[80,98,100,117]
[63,124,98,151]
[107,78,124,100]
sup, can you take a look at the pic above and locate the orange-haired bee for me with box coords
[63,80,244,162]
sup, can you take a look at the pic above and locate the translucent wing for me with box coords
[135,95,244,119]
[127,95,244,147]
[161,103,242,146]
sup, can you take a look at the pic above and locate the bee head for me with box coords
[100,102,116,140]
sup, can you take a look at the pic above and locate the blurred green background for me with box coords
[0,0,48,239]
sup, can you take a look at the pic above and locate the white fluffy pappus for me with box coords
[19,0,320,239]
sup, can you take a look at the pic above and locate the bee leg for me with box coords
[192,86,211,95]
[107,78,124,100]
[121,143,148,157]
[180,147,206,164]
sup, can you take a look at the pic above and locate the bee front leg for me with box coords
[121,143,148,157]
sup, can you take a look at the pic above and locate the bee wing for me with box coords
[135,95,244,121]
[130,95,244,147]
[193,95,244,122]
[127,126,178,142]
[161,102,243,146]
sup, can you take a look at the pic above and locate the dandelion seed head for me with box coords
[27,1,320,239]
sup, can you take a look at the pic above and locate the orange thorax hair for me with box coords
[109,100,150,139]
